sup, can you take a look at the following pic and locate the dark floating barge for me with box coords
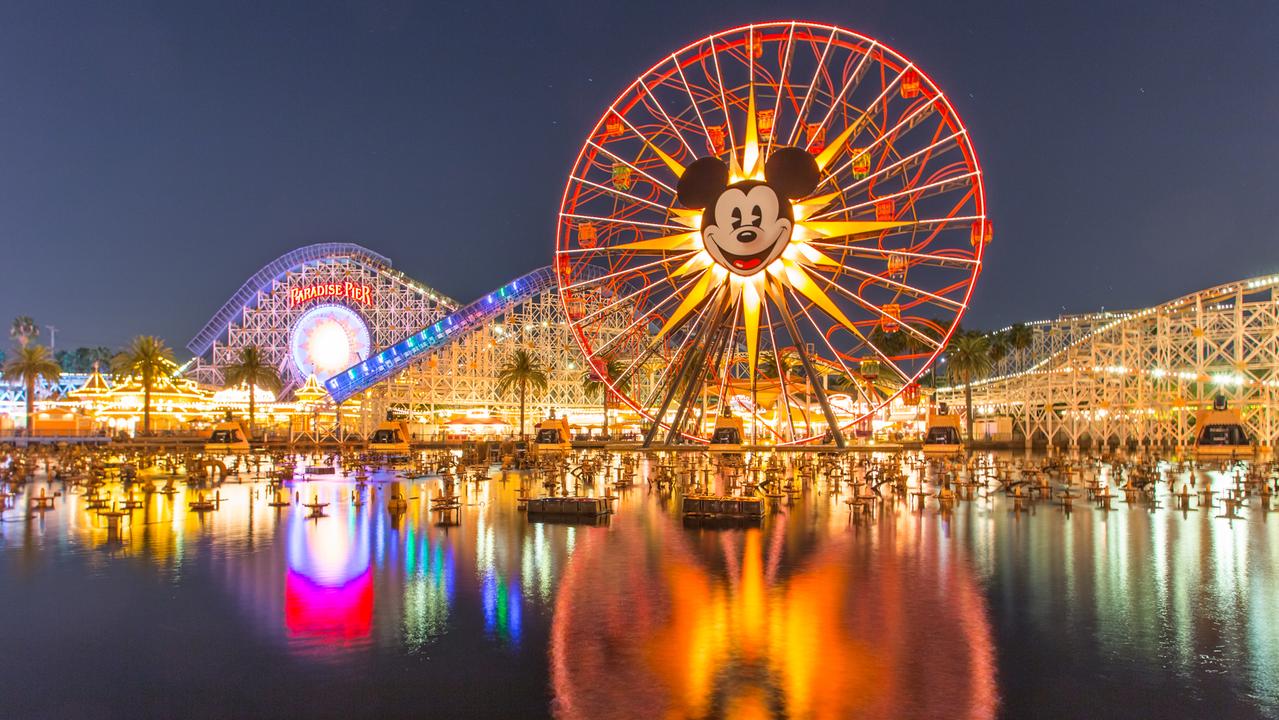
[525,496,611,524]
[681,495,764,524]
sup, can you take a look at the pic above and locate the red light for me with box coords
[900,69,921,98]
[971,220,993,246]
[875,199,896,222]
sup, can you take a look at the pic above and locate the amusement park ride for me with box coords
[555,21,989,447]
[709,415,745,453]
[205,413,251,454]
[532,417,573,456]
[1194,395,1254,460]
[922,404,963,455]
[367,414,411,456]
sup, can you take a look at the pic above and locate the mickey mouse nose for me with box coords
[737,229,758,242]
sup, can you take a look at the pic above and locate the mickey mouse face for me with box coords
[677,147,819,277]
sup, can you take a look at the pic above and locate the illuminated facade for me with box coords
[188,243,456,393]
[186,244,637,438]
[939,275,1279,450]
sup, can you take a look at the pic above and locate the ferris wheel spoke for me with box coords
[561,212,688,235]
[807,242,980,270]
[633,294,721,415]
[799,57,902,162]
[816,93,941,192]
[672,59,716,155]
[823,171,979,220]
[824,129,966,196]
[587,270,706,360]
[784,30,837,146]
[568,175,674,212]
[803,45,879,153]
[812,316,917,396]
[715,308,740,417]
[763,22,796,158]
[639,83,698,158]
[788,290,876,407]
[571,279,667,328]
[759,299,800,441]
[817,262,966,310]
[708,38,738,154]
[804,269,946,349]
[584,141,678,196]
[803,212,982,244]
[772,287,846,444]
[562,263,692,308]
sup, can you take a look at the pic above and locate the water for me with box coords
[1,453,1276,719]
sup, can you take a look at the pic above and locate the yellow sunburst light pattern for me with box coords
[615,86,909,379]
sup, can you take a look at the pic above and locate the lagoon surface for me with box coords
[1,452,1276,719]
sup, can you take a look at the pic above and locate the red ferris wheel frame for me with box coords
[556,20,989,445]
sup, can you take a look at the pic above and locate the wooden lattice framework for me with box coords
[939,275,1279,449]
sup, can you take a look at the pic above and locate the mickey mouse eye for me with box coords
[731,206,743,228]
[750,205,763,227]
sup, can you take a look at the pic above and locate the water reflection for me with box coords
[284,511,373,654]
[549,508,997,720]
[0,452,1276,718]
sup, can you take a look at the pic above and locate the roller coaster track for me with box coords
[325,266,599,404]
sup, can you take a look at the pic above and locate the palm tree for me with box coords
[946,331,993,443]
[497,349,548,440]
[222,346,283,435]
[1006,323,1033,353]
[3,345,61,435]
[9,316,38,348]
[756,351,779,379]
[757,350,802,380]
[580,359,630,440]
[988,333,1009,364]
[111,336,175,436]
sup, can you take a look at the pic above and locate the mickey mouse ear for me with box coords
[764,147,820,199]
[676,157,730,209]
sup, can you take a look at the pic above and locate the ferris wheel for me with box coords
[556,21,990,446]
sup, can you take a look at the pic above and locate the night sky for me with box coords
[2,1,1276,353]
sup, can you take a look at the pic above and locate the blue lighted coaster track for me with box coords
[325,265,576,404]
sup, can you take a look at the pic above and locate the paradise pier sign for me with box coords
[289,281,374,307]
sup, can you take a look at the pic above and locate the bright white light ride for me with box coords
[556,21,989,445]
[290,304,371,383]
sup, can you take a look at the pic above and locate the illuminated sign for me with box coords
[289,281,373,307]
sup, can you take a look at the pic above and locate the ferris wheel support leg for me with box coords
[666,308,734,445]
[641,290,730,447]
[644,355,694,447]
[776,296,847,449]
[643,334,706,447]
[662,293,733,445]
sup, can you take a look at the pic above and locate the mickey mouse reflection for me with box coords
[676,147,819,277]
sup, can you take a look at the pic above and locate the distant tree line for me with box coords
[54,346,116,373]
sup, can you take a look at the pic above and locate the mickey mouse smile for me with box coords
[716,225,791,271]
[676,148,819,278]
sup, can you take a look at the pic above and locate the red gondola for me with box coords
[875,199,896,222]
[806,123,826,153]
[900,69,922,98]
[970,220,993,247]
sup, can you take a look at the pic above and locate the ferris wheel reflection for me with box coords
[550,511,997,720]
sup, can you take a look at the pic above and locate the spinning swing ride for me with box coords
[556,21,990,446]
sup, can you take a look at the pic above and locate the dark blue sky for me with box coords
[2,0,1276,352]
